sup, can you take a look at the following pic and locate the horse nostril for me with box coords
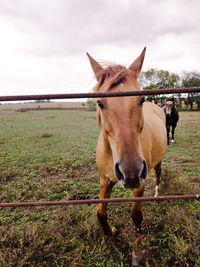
[141,160,147,179]
[115,163,125,181]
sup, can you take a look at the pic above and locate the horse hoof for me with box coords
[111,226,118,236]
[104,226,118,237]
[132,250,145,266]
[154,185,159,197]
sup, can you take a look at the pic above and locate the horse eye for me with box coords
[97,100,104,109]
[140,97,145,105]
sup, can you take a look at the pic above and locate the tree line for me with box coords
[141,69,200,110]
[84,69,200,111]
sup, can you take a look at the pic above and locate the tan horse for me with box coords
[87,48,167,236]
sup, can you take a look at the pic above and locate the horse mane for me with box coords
[96,64,138,89]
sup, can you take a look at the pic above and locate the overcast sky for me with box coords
[0,0,199,97]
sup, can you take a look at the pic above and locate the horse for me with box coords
[87,48,167,236]
[162,100,179,145]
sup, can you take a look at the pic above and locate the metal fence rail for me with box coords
[0,195,199,208]
[0,87,200,102]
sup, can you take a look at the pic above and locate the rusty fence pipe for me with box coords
[0,195,199,208]
[0,87,200,102]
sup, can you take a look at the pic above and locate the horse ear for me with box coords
[128,47,146,77]
[86,52,104,81]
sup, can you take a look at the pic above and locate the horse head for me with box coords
[165,100,174,115]
[87,48,147,189]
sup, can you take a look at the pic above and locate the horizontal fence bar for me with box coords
[0,195,199,208]
[1,87,200,102]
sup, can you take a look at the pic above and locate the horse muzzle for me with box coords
[114,159,147,189]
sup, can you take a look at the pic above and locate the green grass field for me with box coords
[0,109,199,267]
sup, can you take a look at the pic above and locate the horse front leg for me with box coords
[154,161,162,197]
[97,176,116,236]
[171,125,176,143]
[166,124,170,145]
[132,183,145,231]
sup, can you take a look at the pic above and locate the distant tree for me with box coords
[181,71,200,110]
[140,68,160,89]
[157,70,180,89]
[140,69,180,104]
[141,68,180,89]
[34,100,51,103]
[182,71,200,87]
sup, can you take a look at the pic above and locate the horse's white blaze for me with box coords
[154,185,159,197]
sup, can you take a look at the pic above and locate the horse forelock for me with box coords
[96,64,138,90]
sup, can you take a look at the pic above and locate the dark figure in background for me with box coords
[162,100,179,145]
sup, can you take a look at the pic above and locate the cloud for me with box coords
[0,0,199,95]
[1,0,199,56]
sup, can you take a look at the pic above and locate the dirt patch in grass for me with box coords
[16,108,29,112]
[0,170,20,183]
[41,133,54,138]
[0,139,6,145]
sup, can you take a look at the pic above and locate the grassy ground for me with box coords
[0,109,199,267]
